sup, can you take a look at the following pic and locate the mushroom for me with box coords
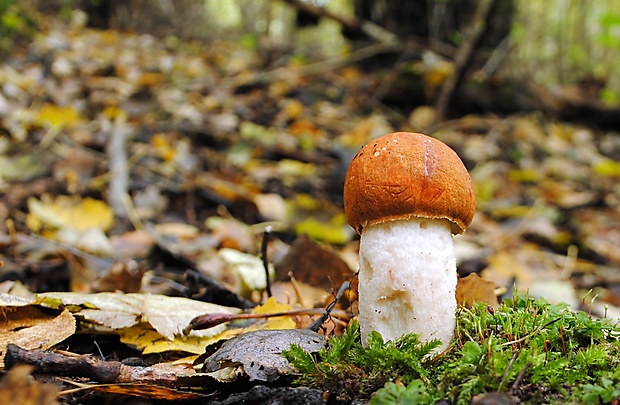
[343,132,476,351]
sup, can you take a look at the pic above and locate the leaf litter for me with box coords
[0,9,619,404]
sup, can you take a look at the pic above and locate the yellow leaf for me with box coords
[27,195,114,232]
[152,133,177,163]
[282,99,304,120]
[137,72,164,87]
[473,179,497,203]
[119,323,233,355]
[293,215,352,245]
[508,168,538,183]
[35,103,82,128]
[123,298,295,354]
[102,105,126,121]
[593,158,620,178]
[248,297,296,330]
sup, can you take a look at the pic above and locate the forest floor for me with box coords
[1,12,620,405]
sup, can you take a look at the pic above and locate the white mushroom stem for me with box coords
[357,217,457,352]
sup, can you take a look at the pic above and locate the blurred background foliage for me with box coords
[4,0,620,105]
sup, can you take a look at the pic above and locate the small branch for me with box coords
[261,226,273,298]
[184,307,352,334]
[510,361,532,394]
[497,349,520,392]
[434,0,497,122]
[5,344,214,389]
[307,280,351,332]
[184,281,353,334]
[106,113,132,218]
[5,344,121,384]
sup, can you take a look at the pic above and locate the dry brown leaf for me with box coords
[456,273,499,309]
[0,365,60,405]
[84,383,207,401]
[0,304,76,367]
[275,234,353,291]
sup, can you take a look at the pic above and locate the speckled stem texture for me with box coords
[358,217,456,352]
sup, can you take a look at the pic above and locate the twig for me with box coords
[5,344,121,384]
[510,361,532,394]
[288,271,307,307]
[261,226,273,298]
[307,280,351,332]
[184,307,352,334]
[92,340,105,362]
[5,344,212,390]
[434,0,497,121]
[497,349,520,392]
[184,281,353,334]
[121,192,144,231]
[106,113,133,218]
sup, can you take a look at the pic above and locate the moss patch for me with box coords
[284,293,620,404]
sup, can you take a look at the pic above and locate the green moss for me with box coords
[283,293,620,404]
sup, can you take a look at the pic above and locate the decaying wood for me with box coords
[4,344,212,387]
[5,344,121,384]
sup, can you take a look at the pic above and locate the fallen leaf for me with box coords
[118,323,228,355]
[36,292,239,340]
[247,297,296,330]
[127,298,295,355]
[219,248,273,295]
[35,103,82,128]
[0,365,60,405]
[528,279,579,307]
[293,215,352,245]
[0,298,76,366]
[456,273,499,309]
[592,157,620,178]
[26,195,114,232]
[0,152,51,182]
[275,234,353,292]
[574,208,620,265]
[86,383,207,401]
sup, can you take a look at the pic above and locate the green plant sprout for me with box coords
[283,293,620,404]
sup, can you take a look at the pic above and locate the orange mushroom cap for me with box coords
[343,132,476,235]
